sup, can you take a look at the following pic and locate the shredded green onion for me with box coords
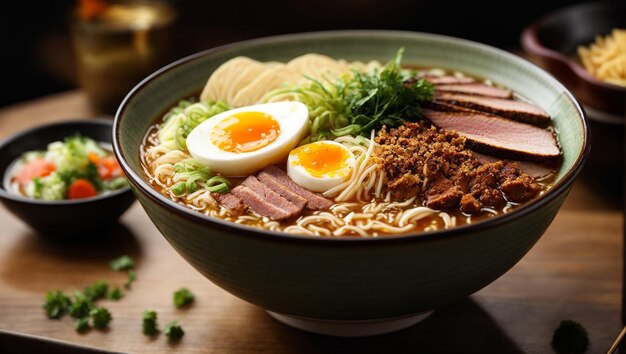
[170,159,230,196]
[205,176,230,193]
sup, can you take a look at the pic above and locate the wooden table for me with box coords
[0,91,622,354]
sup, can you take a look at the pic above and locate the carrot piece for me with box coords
[88,152,100,165]
[68,179,98,199]
[14,159,56,186]
[97,156,123,180]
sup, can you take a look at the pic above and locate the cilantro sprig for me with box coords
[343,48,434,135]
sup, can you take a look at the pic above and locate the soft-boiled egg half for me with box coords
[187,102,308,176]
[287,141,355,193]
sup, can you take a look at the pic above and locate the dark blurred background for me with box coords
[0,0,603,108]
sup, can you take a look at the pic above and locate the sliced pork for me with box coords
[424,100,485,114]
[231,185,295,220]
[257,171,308,210]
[421,75,475,85]
[435,92,551,126]
[422,109,561,162]
[241,176,301,214]
[212,192,245,213]
[261,166,333,210]
[436,83,513,99]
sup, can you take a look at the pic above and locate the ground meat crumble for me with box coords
[373,122,542,214]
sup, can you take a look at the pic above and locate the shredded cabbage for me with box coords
[26,174,65,200]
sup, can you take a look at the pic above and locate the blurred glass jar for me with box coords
[71,0,176,114]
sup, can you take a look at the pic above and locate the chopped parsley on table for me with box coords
[107,287,123,300]
[42,254,190,343]
[142,309,159,336]
[164,320,185,341]
[110,255,134,271]
[90,307,112,330]
[43,290,72,319]
[173,288,195,308]
[551,320,589,354]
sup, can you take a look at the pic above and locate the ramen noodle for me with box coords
[578,28,626,87]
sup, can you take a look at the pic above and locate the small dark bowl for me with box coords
[522,1,625,192]
[521,1,626,121]
[0,119,136,239]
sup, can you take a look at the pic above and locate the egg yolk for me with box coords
[211,111,280,153]
[292,143,350,177]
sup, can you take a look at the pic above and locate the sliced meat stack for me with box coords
[421,74,476,85]
[259,166,333,210]
[212,192,246,213]
[422,109,560,162]
[215,165,333,220]
[435,83,512,99]
[434,92,551,126]
[419,74,560,163]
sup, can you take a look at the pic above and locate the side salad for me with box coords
[10,135,127,200]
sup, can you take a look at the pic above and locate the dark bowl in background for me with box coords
[521,1,625,119]
[0,119,136,240]
[521,1,625,194]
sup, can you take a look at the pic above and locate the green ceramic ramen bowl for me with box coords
[113,30,589,337]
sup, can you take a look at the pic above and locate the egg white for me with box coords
[186,101,309,176]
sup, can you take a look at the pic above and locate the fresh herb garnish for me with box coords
[83,280,109,302]
[262,48,434,143]
[164,320,184,341]
[124,270,136,289]
[90,307,112,330]
[110,255,134,271]
[343,48,434,135]
[69,291,93,319]
[551,320,589,354]
[107,287,123,300]
[142,309,159,336]
[43,290,72,319]
[75,317,90,333]
[173,288,195,308]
